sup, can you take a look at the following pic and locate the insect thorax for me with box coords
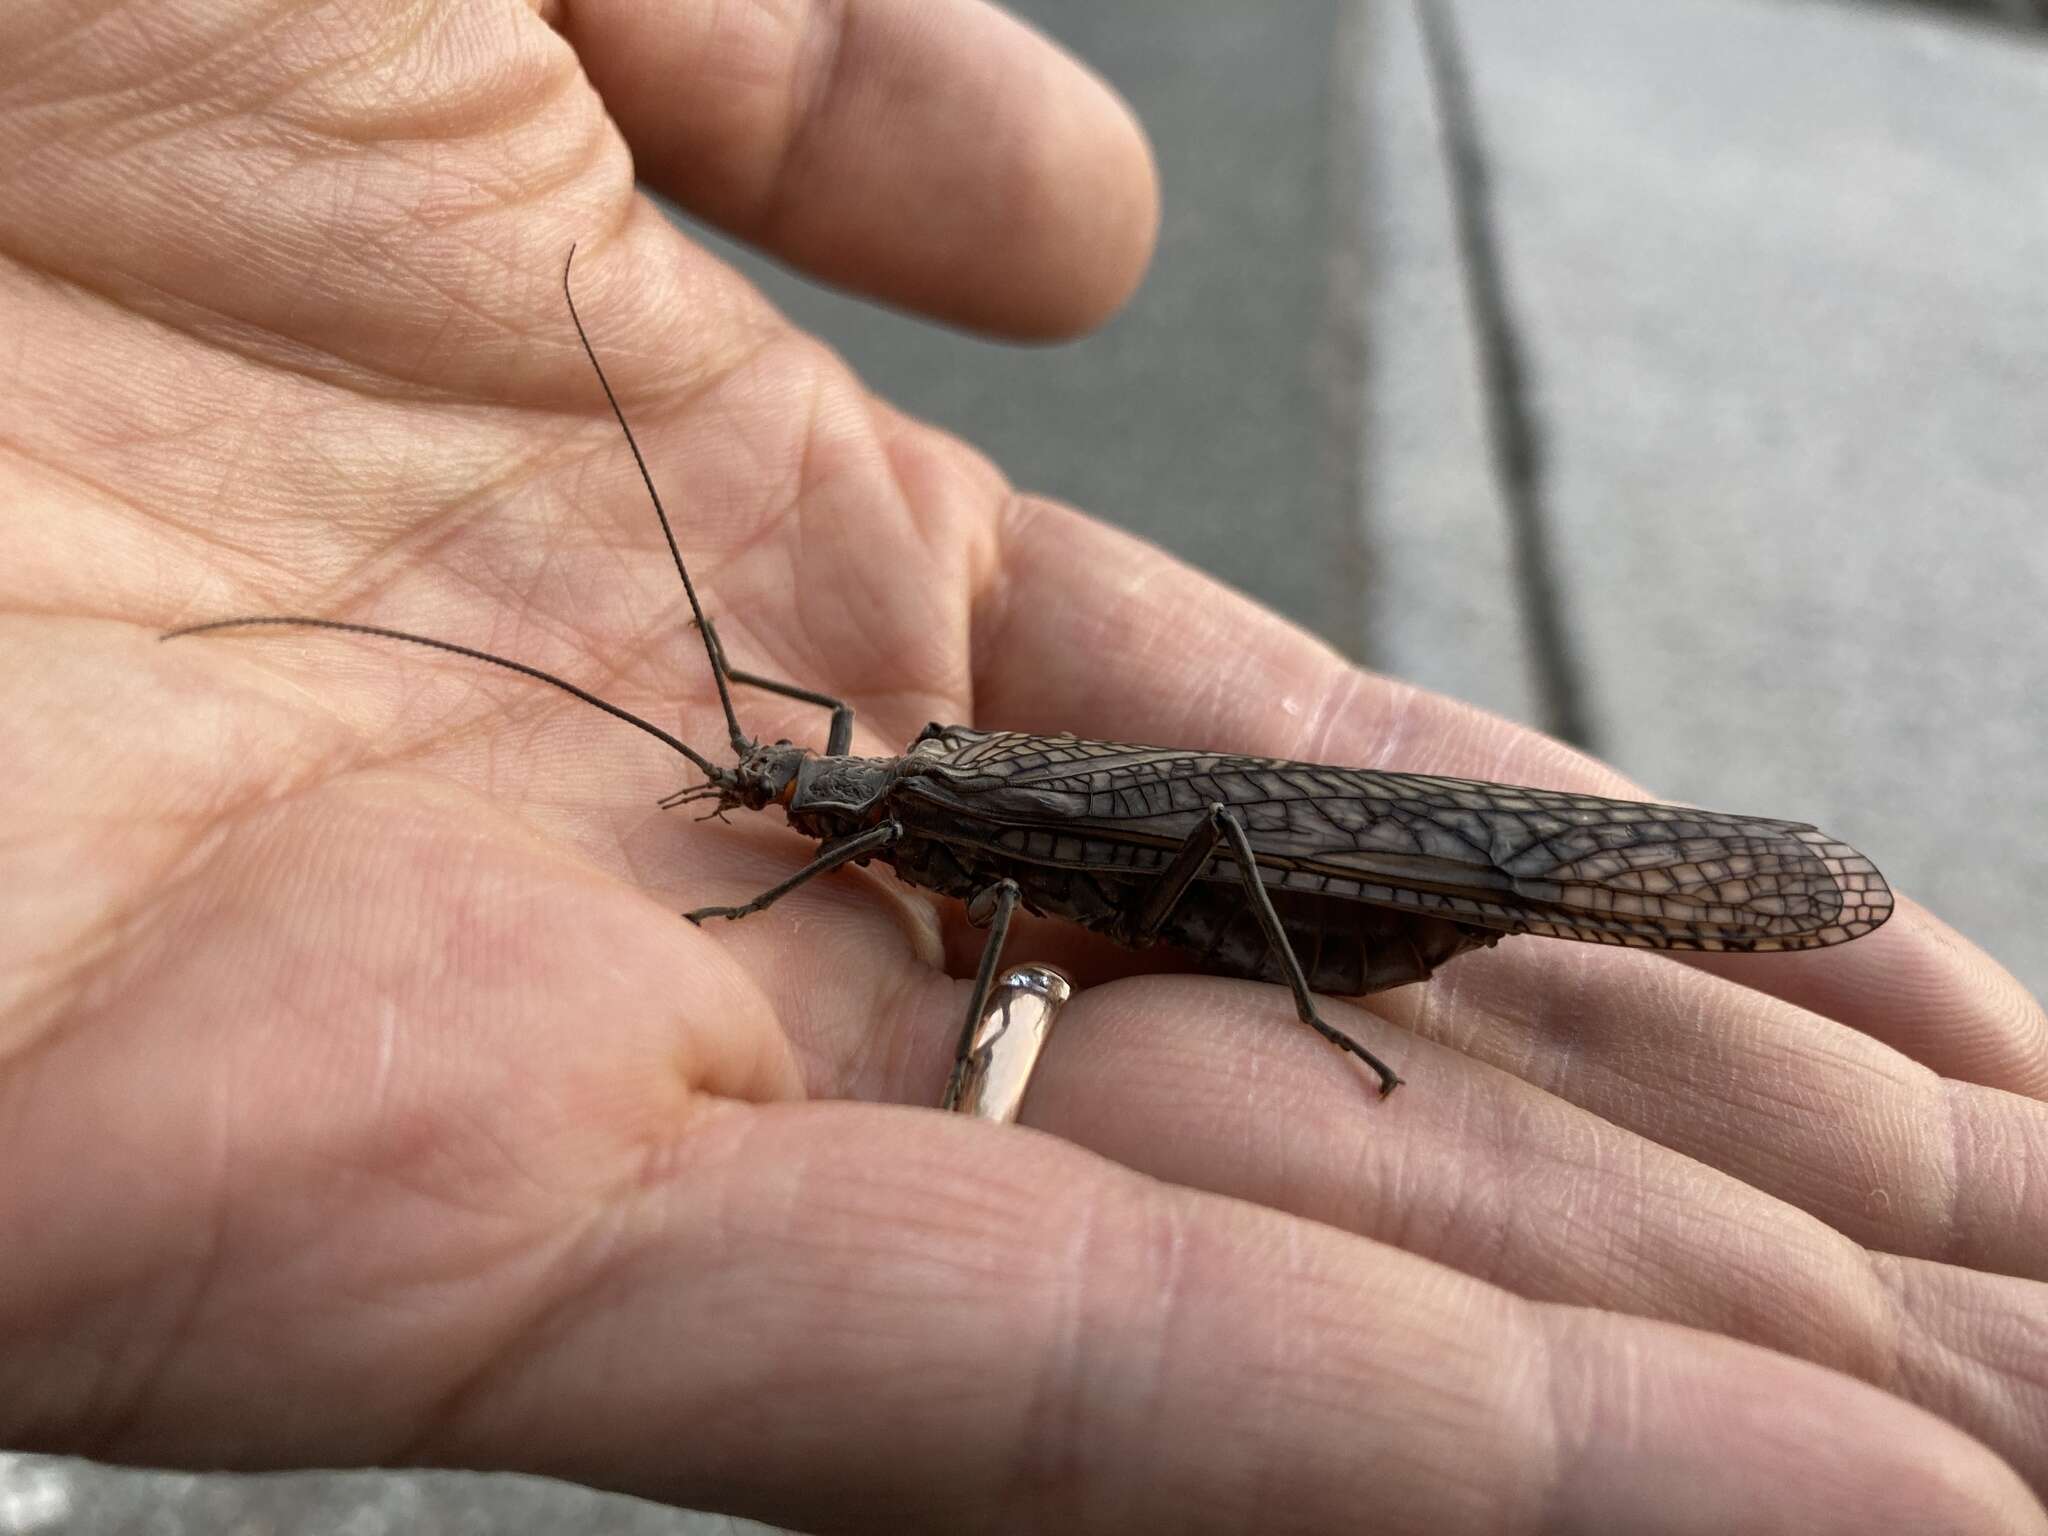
[782,752,906,836]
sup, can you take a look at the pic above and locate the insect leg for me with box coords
[1206,805,1404,1097]
[699,618,855,757]
[684,819,902,924]
[941,880,1023,1111]
[1127,815,1227,941]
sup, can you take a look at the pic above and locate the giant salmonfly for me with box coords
[167,251,1894,1100]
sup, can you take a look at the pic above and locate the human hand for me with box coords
[3,2,2045,1531]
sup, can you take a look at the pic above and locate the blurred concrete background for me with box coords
[15,0,2043,1531]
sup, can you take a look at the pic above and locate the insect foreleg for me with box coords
[698,618,855,757]
[684,820,902,924]
[941,879,1023,1112]
[1204,805,1404,1098]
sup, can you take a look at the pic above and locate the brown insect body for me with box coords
[705,718,1893,1007]
[763,729,1496,996]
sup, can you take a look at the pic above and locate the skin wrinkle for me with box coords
[873,415,991,701]
[0,321,300,562]
[1867,1254,2048,1476]
[1065,1185,1188,1531]
[1,1,296,142]
[239,408,574,607]
[177,638,574,805]
[1528,1306,1592,1536]
[7,220,525,410]
[745,0,851,246]
[66,1054,237,1461]
[776,352,865,687]
[0,1,110,94]
[969,490,1037,693]
[0,685,370,1063]
[1868,1252,1960,1419]
[1461,1077,1541,1287]
[2007,1108,2042,1272]
[156,338,831,785]
[1935,1075,1982,1271]
[18,89,698,411]
[820,428,964,701]
[1605,1136,1658,1311]
[1235,1212,1298,1533]
[315,12,578,151]
[1297,661,1369,769]
[1927,927,2048,1096]
[857,956,948,1104]
[1382,988,1922,1394]
[317,1030,760,1454]
[0,278,583,621]
[1008,1169,1119,1525]
[688,409,970,749]
[75,9,551,190]
[1363,677,1422,773]
[387,1189,653,1469]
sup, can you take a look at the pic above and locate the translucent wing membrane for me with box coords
[918,730,1893,952]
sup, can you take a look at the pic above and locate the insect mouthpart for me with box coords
[720,741,806,812]
[657,745,800,818]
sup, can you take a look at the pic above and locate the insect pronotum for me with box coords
[165,249,1895,1101]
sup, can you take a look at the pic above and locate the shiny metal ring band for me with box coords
[942,963,1072,1122]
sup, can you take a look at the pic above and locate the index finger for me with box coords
[564,0,1159,339]
[971,497,2048,1097]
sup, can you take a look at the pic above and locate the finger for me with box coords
[984,974,2048,1491]
[1690,901,2048,1101]
[972,497,2048,1097]
[396,1108,2040,1534]
[560,0,1159,338]
[1363,920,2048,1285]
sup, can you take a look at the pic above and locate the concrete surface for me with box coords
[1434,0,2048,994]
[0,1455,774,1536]
[14,0,2044,1532]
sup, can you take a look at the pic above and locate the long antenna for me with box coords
[561,245,749,757]
[161,615,725,779]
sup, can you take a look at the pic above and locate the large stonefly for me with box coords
[166,251,1894,1104]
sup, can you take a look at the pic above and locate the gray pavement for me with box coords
[17,0,2045,1532]
[1381,0,2048,996]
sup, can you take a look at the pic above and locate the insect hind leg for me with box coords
[1203,804,1404,1098]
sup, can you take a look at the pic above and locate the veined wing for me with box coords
[914,728,1893,952]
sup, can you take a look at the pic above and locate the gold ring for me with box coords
[943,963,1072,1122]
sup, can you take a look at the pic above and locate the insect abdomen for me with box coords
[1159,884,1493,994]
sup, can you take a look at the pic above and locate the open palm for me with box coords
[4,2,2046,1531]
